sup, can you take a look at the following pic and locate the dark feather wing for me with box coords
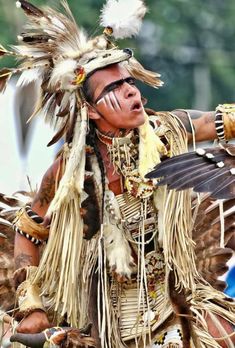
[146,144,235,199]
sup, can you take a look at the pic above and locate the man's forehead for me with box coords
[90,64,130,94]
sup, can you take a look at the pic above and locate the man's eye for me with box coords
[126,77,136,86]
[106,83,120,93]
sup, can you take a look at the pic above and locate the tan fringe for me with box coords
[189,283,235,348]
[33,105,99,327]
[97,227,127,348]
[152,112,200,290]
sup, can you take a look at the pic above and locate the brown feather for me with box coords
[193,197,235,290]
[0,44,9,57]
[0,190,36,311]
[56,101,70,117]
[17,1,45,18]
[0,225,15,310]
[0,68,13,93]
[55,91,65,107]
[62,328,96,348]
[47,119,68,146]
[168,271,198,348]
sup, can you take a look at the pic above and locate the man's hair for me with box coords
[82,78,94,104]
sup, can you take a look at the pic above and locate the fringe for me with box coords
[152,112,200,291]
[189,283,235,348]
[33,105,99,327]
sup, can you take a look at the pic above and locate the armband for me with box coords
[14,266,45,321]
[215,104,235,141]
[13,205,49,245]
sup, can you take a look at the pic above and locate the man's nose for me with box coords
[123,82,137,98]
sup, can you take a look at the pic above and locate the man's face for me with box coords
[88,64,145,134]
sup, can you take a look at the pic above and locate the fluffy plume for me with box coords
[100,0,147,39]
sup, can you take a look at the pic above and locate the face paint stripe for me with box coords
[113,91,121,110]
[96,97,105,106]
[110,91,120,110]
[104,95,114,110]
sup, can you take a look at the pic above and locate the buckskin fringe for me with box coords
[153,112,200,291]
[33,105,98,327]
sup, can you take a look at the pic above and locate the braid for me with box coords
[87,121,106,220]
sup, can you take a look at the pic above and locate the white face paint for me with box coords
[96,97,105,106]
[96,91,121,112]
[110,91,121,111]
[104,94,114,111]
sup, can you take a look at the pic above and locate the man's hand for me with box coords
[16,310,50,334]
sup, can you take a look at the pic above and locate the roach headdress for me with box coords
[0,0,162,146]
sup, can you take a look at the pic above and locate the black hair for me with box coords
[84,77,105,219]
[82,76,95,104]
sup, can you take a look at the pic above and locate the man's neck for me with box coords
[95,127,133,146]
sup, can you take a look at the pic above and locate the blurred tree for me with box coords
[0,0,235,111]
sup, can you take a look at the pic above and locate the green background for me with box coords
[0,0,235,111]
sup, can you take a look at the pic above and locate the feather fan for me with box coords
[146,143,235,199]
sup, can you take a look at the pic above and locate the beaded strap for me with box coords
[215,106,226,142]
[13,204,48,245]
[215,103,235,142]
[14,225,43,245]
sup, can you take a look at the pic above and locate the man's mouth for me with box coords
[131,101,142,111]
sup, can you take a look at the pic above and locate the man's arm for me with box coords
[14,156,63,333]
[172,109,217,142]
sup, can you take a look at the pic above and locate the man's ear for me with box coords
[87,104,101,120]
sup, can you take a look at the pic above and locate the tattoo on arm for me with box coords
[203,112,215,125]
[34,172,55,208]
[15,253,33,269]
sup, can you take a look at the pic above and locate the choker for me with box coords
[95,128,134,146]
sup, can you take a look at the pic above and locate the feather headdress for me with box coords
[0,0,162,144]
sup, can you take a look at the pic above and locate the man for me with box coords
[12,62,235,348]
[1,1,235,348]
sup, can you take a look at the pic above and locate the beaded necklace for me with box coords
[96,128,155,199]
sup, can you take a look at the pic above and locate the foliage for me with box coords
[0,0,235,110]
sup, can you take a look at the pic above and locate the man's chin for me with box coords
[134,112,146,127]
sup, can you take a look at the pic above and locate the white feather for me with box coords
[49,59,77,91]
[16,68,43,87]
[100,0,147,39]
[48,15,66,31]
[13,45,45,58]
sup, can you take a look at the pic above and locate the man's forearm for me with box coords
[172,109,217,142]
[14,233,40,270]
[191,111,217,142]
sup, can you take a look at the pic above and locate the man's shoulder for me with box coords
[145,108,182,132]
